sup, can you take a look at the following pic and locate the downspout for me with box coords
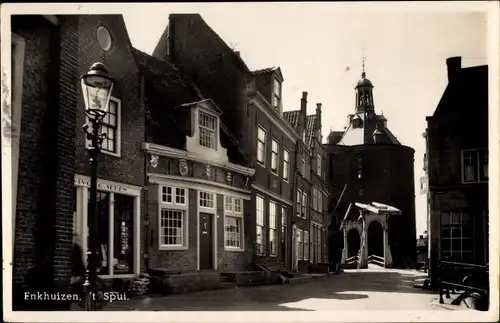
[140,74,150,272]
[290,140,300,271]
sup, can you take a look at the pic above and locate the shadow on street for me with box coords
[94,269,436,311]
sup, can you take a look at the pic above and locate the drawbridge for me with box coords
[340,201,402,270]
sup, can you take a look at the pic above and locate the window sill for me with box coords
[271,170,279,176]
[461,180,488,184]
[283,178,289,183]
[256,161,265,168]
[87,146,121,158]
[224,247,245,253]
[159,245,188,251]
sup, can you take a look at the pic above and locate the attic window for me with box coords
[272,78,281,111]
[198,111,217,149]
[352,117,363,129]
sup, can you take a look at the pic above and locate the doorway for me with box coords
[347,229,361,258]
[367,221,384,257]
[199,213,214,270]
[292,224,298,271]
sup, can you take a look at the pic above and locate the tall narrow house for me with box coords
[424,57,489,288]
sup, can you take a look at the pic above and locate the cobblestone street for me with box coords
[90,268,456,312]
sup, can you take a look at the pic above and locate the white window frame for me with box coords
[316,153,322,175]
[296,189,302,216]
[198,109,218,150]
[269,201,278,256]
[312,187,318,211]
[256,195,265,255]
[257,126,267,166]
[461,149,488,184]
[85,97,122,157]
[199,190,215,209]
[297,229,304,260]
[302,192,307,219]
[440,210,473,262]
[272,77,282,111]
[304,231,309,261]
[300,150,306,175]
[159,185,188,250]
[283,149,290,181]
[271,138,279,174]
[224,196,244,251]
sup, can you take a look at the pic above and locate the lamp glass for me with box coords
[81,78,114,117]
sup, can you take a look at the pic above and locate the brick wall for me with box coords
[75,15,146,273]
[155,14,250,160]
[12,15,78,310]
[147,184,198,271]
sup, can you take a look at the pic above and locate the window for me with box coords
[271,139,279,173]
[269,201,277,255]
[160,210,184,247]
[256,195,265,254]
[224,196,244,250]
[86,97,121,156]
[311,224,322,263]
[272,78,281,111]
[199,191,215,208]
[161,186,186,205]
[304,231,309,261]
[462,149,488,183]
[317,153,322,175]
[160,186,188,249]
[283,149,290,181]
[198,110,217,149]
[323,229,328,263]
[440,210,473,262]
[312,187,317,211]
[296,189,302,216]
[297,229,303,260]
[316,226,321,263]
[257,126,267,165]
[300,149,306,175]
[302,192,307,218]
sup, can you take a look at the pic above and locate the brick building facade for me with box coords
[153,14,329,272]
[10,14,146,309]
[424,57,489,287]
[325,68,417,268]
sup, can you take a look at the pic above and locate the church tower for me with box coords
[355,58,375,114]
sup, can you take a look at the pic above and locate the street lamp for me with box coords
[80,62,115,311]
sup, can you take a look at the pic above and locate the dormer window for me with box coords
[198,110,217,149]
[272,78,282,112]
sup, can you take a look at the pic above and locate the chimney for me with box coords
[234,51,240,57]
[446,56,462,82]
[316,103,322,140]
[300,92,308,139]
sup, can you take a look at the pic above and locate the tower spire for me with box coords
[361,48,366,78]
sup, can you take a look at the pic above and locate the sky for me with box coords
[122,3,488,237]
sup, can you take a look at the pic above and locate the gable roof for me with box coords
[305,114,318,148]
[251,66,284,81]
[431,65,488,119]
[134,48,247,161]
[341,201,401,223]
[283,110,301,131]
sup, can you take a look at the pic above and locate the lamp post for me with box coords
[80,62,115,311]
